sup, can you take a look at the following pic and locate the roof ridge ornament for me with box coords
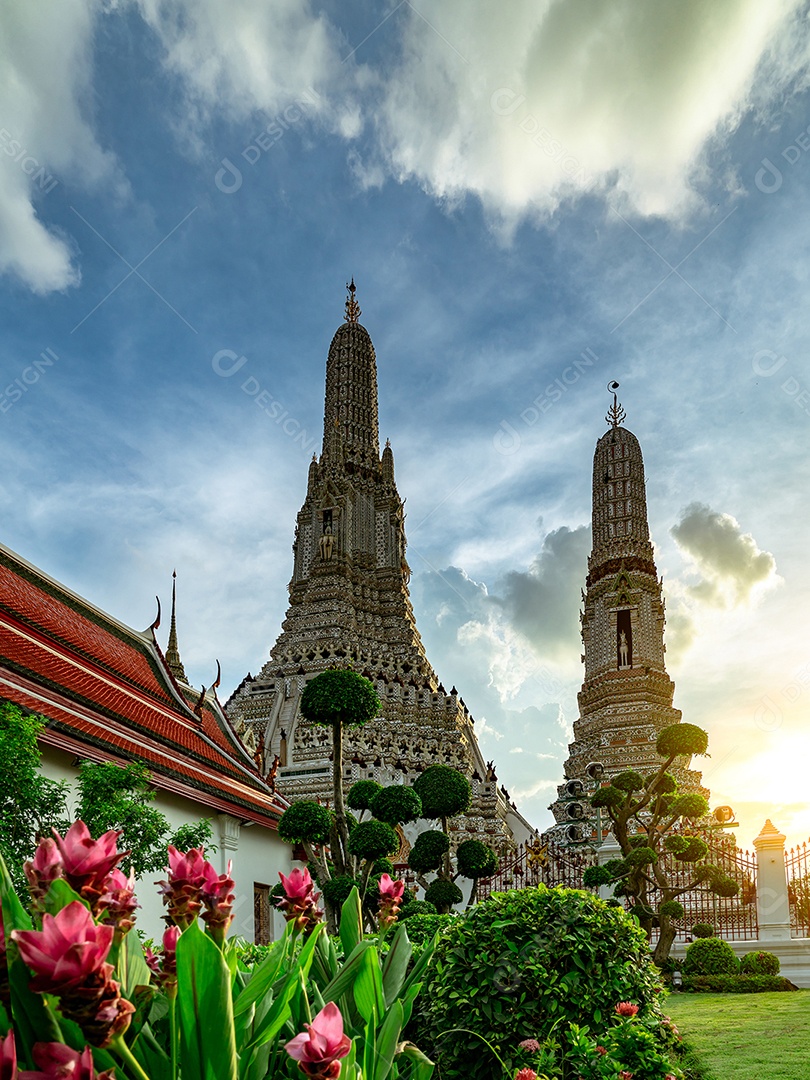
[606,380,627,428]
[345,277,361,323]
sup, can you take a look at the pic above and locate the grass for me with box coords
[667,991,810,1080]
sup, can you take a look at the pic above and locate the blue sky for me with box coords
[2,0,810,846]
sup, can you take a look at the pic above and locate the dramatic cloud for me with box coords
[0,0,120,292]
[670,502,780,607]
[368,0,809,222]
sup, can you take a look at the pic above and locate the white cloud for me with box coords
[671,502,781,607]
[368,0,810,223]
[0,0,121,292]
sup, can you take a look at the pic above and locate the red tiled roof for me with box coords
[0,544,284,828]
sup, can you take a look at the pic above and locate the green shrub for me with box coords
[399,911,455,945]
[399,900,437,919]
[690,922,714,938]
[423,878,463,913]
[321,874,359,907]
[416,885,666,1080]
[347,819,399,860]
[300,668,380,727]
[407,830,450,874]
[455,839,498,879]
[683,937,739,976]
[346,779,383,811]
[412,765,471,820]
[740,950,780,975]
[683,974,795,993]
[278,800,333,844]
[370,784,422,825]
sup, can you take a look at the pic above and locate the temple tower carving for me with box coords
[550,385,704,832]
[228,284,531,850]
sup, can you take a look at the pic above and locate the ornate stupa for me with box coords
[227,283,533,851]
[550,384,705,833]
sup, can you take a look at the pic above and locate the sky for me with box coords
[1,0,810,848]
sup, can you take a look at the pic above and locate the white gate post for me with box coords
[597,833,623,902]
[753,820,791,941]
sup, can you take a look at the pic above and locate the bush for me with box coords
[402,912,457,946]
[346,780,382,812]
[412,765,471,820]
[370,785,422,825]
[278,800,333,845]
[455,839,497,880]
[399,900,437,920]
[740,950,780,975]
[347,819,399,861]
[690,923,714,939]
[407,830,450,874]
[683,937,739,976]
[416,885,667,1080]
[300,669,380,727]
[321,874,359,907]
[423,878,463,913]
[683,974,795,993]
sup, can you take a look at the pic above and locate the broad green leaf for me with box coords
[130,1023,172,1080]
[353,947,385,1026]
[340,886,363,958]
[249,924,323,1049]
[321,940,374,1004]
[338,1037,357,1079]
[116,930,153,1001]
[176,920,238,1080]
[381,924,412,1007]
[363,1011,377,1080]
[373,1000,403,1080]
[42,878,89,916]
[397,1041,435,1079]
[234,933,290,1017]
[400,932,437,998]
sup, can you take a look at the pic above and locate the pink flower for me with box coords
[285,1002,351,1079]
[96,869,139,938]
[278,868,317,902]
[23,838,64,907]
[157,846,210,928]
[618,1072,633,1080]
[146,926,181,992]
[11,902,133,1048]
[514,1070,538,1080]
[201,861,236,942]
[276,868,323,936]
[614,1001,639,1018]
[377,873,405,931]
[12,902,113,995]
[517,1038,541,1053]
[18,1042,116,1080]
[1,1030,16,1080]
[52,823,126,903]
[595,1045,607,1055]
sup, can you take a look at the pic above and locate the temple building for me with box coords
[227,283,533,852]
[550,386,705,835]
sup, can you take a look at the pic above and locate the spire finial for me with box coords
[345,278,361,323]
[605,380,627,428]
[166,569,188,684]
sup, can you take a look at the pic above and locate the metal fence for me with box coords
[476,836,594,901]
[786,838,810,938]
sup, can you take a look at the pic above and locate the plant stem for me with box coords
[168,990,179,1080]
[110,1035,152,1080]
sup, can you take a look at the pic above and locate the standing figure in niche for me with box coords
[319,524,335,560]
[619,630,630,668]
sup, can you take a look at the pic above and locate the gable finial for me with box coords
[166,569,188,683]
[345,278,361,323]
[605,380,626,428]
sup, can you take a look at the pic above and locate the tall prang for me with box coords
[550,385,705,832]
[228,283,532,852]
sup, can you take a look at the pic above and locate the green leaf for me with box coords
[338,1037,358,1079]
[234,933,290,1017]
[321,940,374,1004]
[249,924,324,1049]
[353,947,385,1026]
[176,920,238,1080]
[340,886,363,958]
[381,924,412,1007]
[373,1000,404,1080]
[42,878,90,916]
[397,1042,435,1080]
[116,930,153,1001]
[363,1011,378,1080]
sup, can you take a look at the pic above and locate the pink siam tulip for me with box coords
[19,1042,116,1080]
[145,926,181,995]
[201,861,236,943]
[23,838,64,908]
[157,846,210,928]
[275,868,323,936]
[377,874,405,931]
[96,868,139,939]
[52,823,127,906]
[1,1030,16,1080]
[12,902,133,1048]
[285,1002,351,1079]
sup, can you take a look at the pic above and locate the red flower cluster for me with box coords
[145,925,181,995]
[517,1038,541,1053]
[12,902,134,1048]
[377,874,405,932]
[275,869,323,935]
[614,1001,639,1018]
[157,847,235,940]
[285,1002,351,1079]
[0,1031,115,1080]
[514,1069,538,1080]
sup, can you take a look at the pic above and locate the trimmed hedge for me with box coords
[683,936,739,976]
[740,950,780,976]
[683,974,795,993]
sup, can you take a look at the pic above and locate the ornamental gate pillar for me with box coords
[753,819,791,941]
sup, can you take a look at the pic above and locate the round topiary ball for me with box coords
[300,669,380,728]
[321,875,360,907]
[347,780,383,812]
[658,900,685,919]
[372,857,394,877]
[408,830,450,874]
[424,878,463,913]
[683,936,739,976]
[400,900,437,919]
[347,819,399,861]
[740,950,780,976]
[417,886,666,1080]
[278,800,333,845]
[455,839,498,880]
[691,922,715,939]
[656,723,709,759]
[413,765,471,821]
[371,784,423,825]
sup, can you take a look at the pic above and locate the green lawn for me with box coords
[668,991,810,1080]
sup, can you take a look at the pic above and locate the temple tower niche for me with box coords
[550,386,705,833]
[228,283,532,852]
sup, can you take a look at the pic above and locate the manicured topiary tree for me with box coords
[300,669,380,876]
[683,937,739,976]
[370,784,422,826]
[416,885,674,1080]
[346,779,382,816]
[582,722,740,964]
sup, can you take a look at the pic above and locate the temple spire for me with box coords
[322,280,380,461]
[165,570,188,684]
[345,278,361,324]
[605,380,627,429]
